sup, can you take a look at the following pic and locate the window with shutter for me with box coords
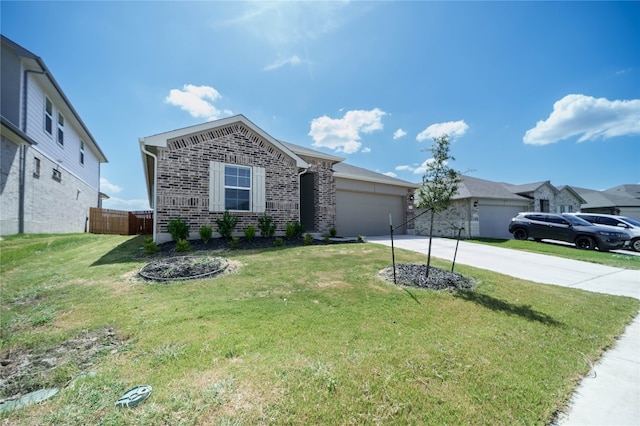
[209,161,265,213]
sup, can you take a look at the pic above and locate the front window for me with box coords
[80,141,85,165]
[224,165,251,211]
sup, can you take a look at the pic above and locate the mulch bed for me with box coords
[379,264,474,291]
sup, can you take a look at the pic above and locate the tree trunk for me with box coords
[426,209,435,278]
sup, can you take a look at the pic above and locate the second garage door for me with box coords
[336,190,405,236]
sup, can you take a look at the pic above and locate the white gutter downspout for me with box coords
[139,139,158,242]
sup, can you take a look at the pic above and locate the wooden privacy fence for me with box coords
[89,208,153,235]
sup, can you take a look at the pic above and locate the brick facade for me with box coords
[155,123,303,240]
[298,156,337,234]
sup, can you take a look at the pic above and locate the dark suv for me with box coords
[508,212,630,251]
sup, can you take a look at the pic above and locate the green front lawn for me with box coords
[1,234,638,425]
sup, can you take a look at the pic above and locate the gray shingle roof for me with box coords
[453,175,528,200]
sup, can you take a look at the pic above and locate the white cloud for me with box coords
[100,178,122,194]
[264,55,302,71]
[412,159,435,175]
[362,147,371,153]
[416,120,469,142]
[165,84,231,121]
[523,94,640,145]
[394,160,434,175]
[383,171,397,178]
[308,108,386,154]
[393,128,407,139]
[102,197,150,212]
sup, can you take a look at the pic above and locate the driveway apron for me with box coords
[367,235,640,425]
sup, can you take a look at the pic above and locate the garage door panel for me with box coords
[336,191,404,236]
[478,205,523,239]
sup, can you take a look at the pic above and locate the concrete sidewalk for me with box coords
[367,235,640,425]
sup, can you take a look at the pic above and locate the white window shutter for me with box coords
[209,161,225,212]
[252,166,265,213]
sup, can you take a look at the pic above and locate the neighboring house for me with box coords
[573,185,640,221]
[504,181,585,214]
[139,115,417,243]
[415,176,586,239]
[1,35,108,235]
[415,175,531,239]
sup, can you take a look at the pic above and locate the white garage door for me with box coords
[336,190,405,236]
[477,205,523,239]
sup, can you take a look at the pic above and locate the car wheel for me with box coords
[631,238,640,252]
[513,228,528,240]
[575,236,595,250]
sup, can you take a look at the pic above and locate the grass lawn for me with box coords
[468,238,640,270]
[1,234,638,425]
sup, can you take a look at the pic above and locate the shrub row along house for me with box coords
[1,35,107,235]
[139,115,418,243]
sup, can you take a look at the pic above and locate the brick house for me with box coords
[139,115,417,243]
[1,35,108,235]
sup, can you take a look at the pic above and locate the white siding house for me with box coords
[1,35,107,235]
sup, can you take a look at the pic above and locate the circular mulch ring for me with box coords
[379,264,474,291]
[139,256,229,282]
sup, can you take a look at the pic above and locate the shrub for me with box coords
[244,225,256,242]
[323,236,330,243]
[329,227,337,237]
[285,221,305,239]
[143,237,158,254]
[303,233,313,245]
[199,225,212,244]
[357,235,366,243]
[273,237,283,247]
[216,211,238,238]
[258,214,276,237]
[175,239,191,252]
[229,237,240,248]
[167,218,190,242]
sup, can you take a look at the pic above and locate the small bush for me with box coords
[258,214,276,237]
[273,237,283,247]
[175,239,191,252]
[199,225,212,243]
[216,211,238,239]
[229,237,240,248]
[329,227,337,237]
[244,225,256,242]
[143,237,158,254]
[357,235,365,243]
[285,221,305,239]
[303,233,313,245]
[167,218,190,242]
[323,236,330,243]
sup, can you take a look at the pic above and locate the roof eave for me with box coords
[334,171,420,188]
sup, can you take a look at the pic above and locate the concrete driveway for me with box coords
[367,235,640,426]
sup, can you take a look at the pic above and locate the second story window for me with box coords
[79,141,85,165]
[44,97,53,135]
[57,113,64,145]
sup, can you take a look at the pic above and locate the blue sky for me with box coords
[2,1,639,211]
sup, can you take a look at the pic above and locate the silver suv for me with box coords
[571,213,640,252]
[508,212,630,251]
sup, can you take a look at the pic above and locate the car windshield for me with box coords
[562,214,593,226]
[621,217,640,227]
